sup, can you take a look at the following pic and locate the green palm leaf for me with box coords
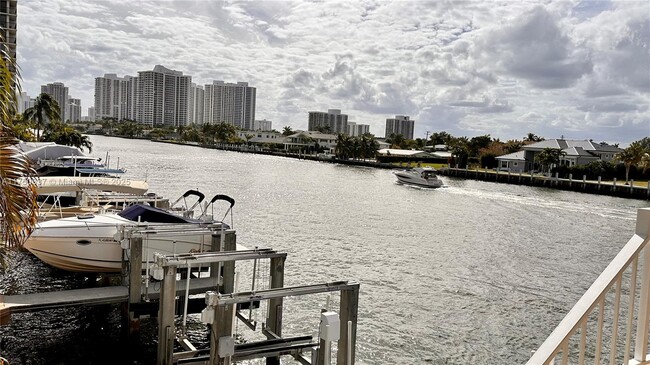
[0,38,39,270]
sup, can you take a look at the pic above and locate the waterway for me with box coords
[1,135,648,364]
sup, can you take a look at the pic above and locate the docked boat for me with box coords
[23,193,235,273]
[393,167,444,188]
[29,176,166,221]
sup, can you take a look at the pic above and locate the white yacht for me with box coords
[23,194,235,273]
[393,167,444,188]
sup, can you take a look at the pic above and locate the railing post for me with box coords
[634,223,650,361]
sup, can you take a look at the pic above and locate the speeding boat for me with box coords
[393,167,444,188]
[23,193,235,273]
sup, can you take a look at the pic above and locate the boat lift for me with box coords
[121,226,359,365]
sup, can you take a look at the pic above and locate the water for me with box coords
[1,135,648,364]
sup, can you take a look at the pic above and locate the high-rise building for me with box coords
[41,82,69,121]
[308,109,348,134]
[188,83,204,124]
[385,115,414,140]
[253,119,272,131]
[17,91,30,113]
[203,81,256,130]
[0,0,17,78]
[87,106,95,122]
[94,74,137,121]
[136,65,191,127]
[67,98,81,123]
[347,122,370,136]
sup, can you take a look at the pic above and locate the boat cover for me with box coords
[118,204,199,223]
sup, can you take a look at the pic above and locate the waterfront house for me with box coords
[283,131,337,153]
[495,151,527,172]
[498,139,623,172]
[237,130,286,148]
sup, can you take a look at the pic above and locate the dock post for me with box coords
[613,178,617,193]
[569,173,572,188]
[598,176,602,191]
[630,180,634,195]
[157,264,177,365]
[337,283,360,365]
[211,230,237,286]
[647,181,650,198]
[583,175,586,191]
[125,236,143,341]
[266,256,286,365]
[209,233,236,365]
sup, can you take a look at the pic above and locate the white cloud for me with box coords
[15,0,649,145]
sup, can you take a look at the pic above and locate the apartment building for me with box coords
[0,0,17,77]
[347,122,370,136]
[308,109,348,134]
[94,74,138,121]
[41,82,69,121]
[67,98,81,122]
[188,83,204,125]
[385,115,414,140]
[136,65,191,127]
[203,81,256,129]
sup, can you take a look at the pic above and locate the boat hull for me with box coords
[394,171,444,188]
[24,215,223,273]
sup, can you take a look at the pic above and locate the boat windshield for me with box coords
[117,204,199,223]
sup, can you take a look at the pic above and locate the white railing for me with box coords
[527,208,650,365]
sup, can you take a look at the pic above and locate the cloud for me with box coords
[15,0,649,145]
[476,6,593,89]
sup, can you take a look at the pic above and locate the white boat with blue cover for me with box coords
[393,167,444,188]
[24,194,236,273]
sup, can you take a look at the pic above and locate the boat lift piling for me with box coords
[119,226,359,365]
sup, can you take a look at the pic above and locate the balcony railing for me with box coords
[527,208,650,365]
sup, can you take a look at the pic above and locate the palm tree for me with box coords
[614,142,644,184]
[42,120,93,152]
[22,92,61,141]
[535,147,566,174]
[0,45,39,269]
[524,133,544,143]
[282,125,294,136]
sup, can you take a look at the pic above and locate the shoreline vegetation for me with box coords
[105,135,649,201]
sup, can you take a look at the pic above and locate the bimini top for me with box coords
[118,203,199,224]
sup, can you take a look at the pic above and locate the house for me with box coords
[495,151,527,172]
[376,149,430,159]
[500,139,623,172]
[237,130,286,147]
[283,131,338,152]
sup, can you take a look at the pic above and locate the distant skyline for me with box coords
[16,0,649,145]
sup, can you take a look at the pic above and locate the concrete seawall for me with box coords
[438,167,650,200]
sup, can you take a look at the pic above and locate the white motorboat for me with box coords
[393,167,444,188]
[29,176,167,221]
[23,194,236,273]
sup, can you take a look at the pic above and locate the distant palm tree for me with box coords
[282,125,294,136]
[614,142,644,184]
[41,120,93,152]
[0,45,39,269]
[23,92,61,141]
[535,147,566,174]
[524,133,544,143]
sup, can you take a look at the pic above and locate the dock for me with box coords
[0,226,360,365]
[438,167,650,200]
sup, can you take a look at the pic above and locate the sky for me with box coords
[16,0,650,145]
